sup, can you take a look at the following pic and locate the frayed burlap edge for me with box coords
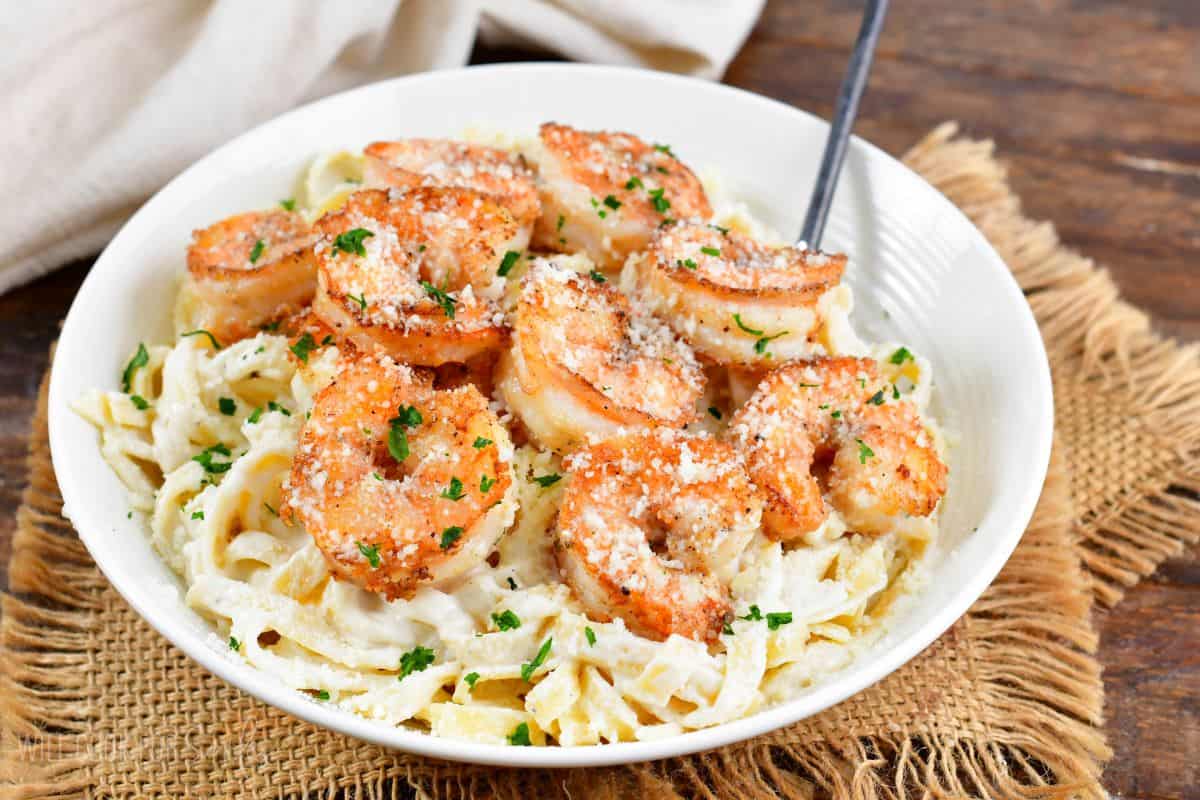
[1,374,1105,800]
[904,124,1200,606]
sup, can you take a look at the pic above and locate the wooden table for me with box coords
[1,2,1196,796]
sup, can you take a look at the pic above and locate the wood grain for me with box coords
[1,3,1197,797]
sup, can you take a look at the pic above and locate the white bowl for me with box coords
[47,64,1053,768]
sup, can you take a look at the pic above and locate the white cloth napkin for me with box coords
[0,0,763,295]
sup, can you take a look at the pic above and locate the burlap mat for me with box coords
[2,123,1198,799]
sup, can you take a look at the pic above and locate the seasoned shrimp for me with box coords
[556,429,762,642]
[363,139,540,251]
[727,357,947,540]
[624,222,847,366]
[530,123,712,272]
[312,187,522,366]
[182,209,318,342]
[497,257,704,451]
[282,353,517,599]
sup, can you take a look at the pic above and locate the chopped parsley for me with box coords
[192,443,233,474]
[707,406,722,420]
[700,246,721,257]
[722,623,735,636]
[347,292,367,312]
[648,187,670,213]
[753,330,789,355]
[732,314,764,336]
[129,394,150,410]
[556,214,565,231]
[247,407,263,424]
[279,198,296,211]
[440,476,465,501]
[331,228,374,257]
[315,689,330,701]
[420,280,456,319]
[831,409,842,419]
[893,384,901,400]
[889,346,912,365]
[191,511,204,521]
[520,638,552,681]
[681,258,697,269]
[398,646,435,680]
[766,612,793,630]
[507,577,518,591]
[589,269,606,283]
[267,400,291,416]
[709,223,730,236]
[585,627,597,646]
[321,335,334,346]
[121,343,150,392]
[261,320,282,332]
[498,250,521,277]
[480,475,497,493]
[248,239,265,264]
[856,439,875,464]
[357,541,381,568]
[473,436,492,449]
[602,194,621,211]
[387,405,422,463]
[590,197,608,218]
[868,389,886,406]
[440,526,463,550]
[653,143,676,157]
[218,397,236,415]
[464,671,480,690]
[532,473,561,488]
[290,333,316,363]
[507,722,532,746]
[625,176,644,190]
[228,636,240,651]
[182,329,222,350]
[492,610,521,631]
[263,502,277,517]
[373,472,383,481]
[740,605,763,621]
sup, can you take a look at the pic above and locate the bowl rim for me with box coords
[46,62,1054,768]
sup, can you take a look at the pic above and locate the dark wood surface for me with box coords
[1,2,1197,797]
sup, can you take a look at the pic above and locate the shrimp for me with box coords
[727,357,947,541]
[282,353,517,599]
[624,222,847,366]
[312,187,522,366]
[496,257,704,451]
[363,139,540,251]
[530,123,712,272]
[556,429,762,642]
[183,209,318,342]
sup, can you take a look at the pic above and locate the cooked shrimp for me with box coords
[363,139,540,250]
[496,257,704,451]
[312,187,522,366]
[183,209,318,342]
[727,357,947,540]
[282,353,517,599]
[530,123,712,272]
[624,222,847,366]
[556,429,762,642]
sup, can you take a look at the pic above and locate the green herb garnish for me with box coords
[480,475,497,493]
[440,526,463,550]
[267,400,290,416]
[398,645,435,680]
[290,333,316,363]
[740,605,763,621]
[332,228,374,257]
[218,397,236,415]
[121,343,150,392]
[589,269,606,283]
[420,280,456,318]
[315,689,330,701]
[648,187,670,213]
[520,638,552,681]
[247,407,263,424]
[347,293,367,312]
[856,439,875,464]
[228,637,240,651]
[464,672,480,690]
[507,722,532,746]
[889,346,912,365]
[357,541,381,568]
[473,436,492,449]
[498,250,521,277]
[585,627,597,646]
[440,477,465,501]
[707,406,722,420]
[280,198,296,211]
[532,473,561,488]
[249,239,265,264]
[868,390,885,406]
[492,610,521,631]
[192,443,233,474]
[603,195,621,211]
[191,511,204,520]
[733,314,763,336]
[700,246,721,257]
[129,394,150,410]
[625,176,644,190]
[766,612,793,630]
[182,329,221,350]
